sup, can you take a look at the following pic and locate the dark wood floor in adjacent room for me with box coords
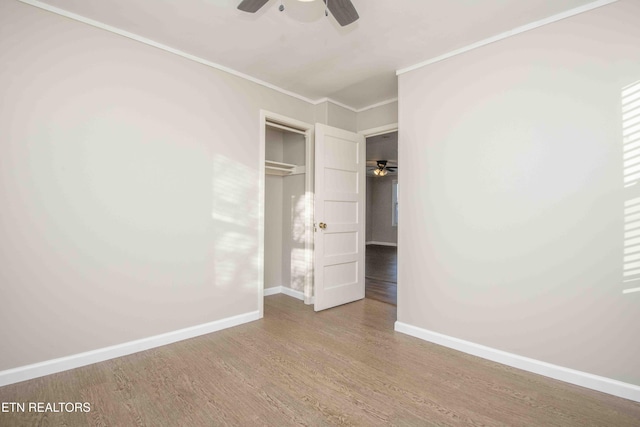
[365,244,397,305]
[1,294,639,426]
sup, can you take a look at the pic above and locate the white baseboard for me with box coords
[264,286,313,304]
[366,241,397,247]
[280,286,316,304]
[394,322,640,403]
[265,286,304,301]
[281,287,305,301]
[0,310,260,387]
[264,286,283,296]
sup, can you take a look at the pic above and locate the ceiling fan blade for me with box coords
[324,0,359,26]
[238,0,270,13]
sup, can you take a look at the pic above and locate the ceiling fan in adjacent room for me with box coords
[238,0,359,27]
[367,160,397,177]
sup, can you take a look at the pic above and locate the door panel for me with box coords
[324,169,358,193]
[324,262,358,289]
[324,201,357,223]
[324,232,358,256]
[314,124,365,311]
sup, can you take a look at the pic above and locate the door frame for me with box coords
[258,119,398,317]
[258,110,314,318]
[359,123,398,139]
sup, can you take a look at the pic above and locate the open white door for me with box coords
[314,123,366,311]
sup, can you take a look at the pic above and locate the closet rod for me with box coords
[266,121,307,136]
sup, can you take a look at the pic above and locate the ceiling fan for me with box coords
[238,0,359,27]
[367,160,397,177]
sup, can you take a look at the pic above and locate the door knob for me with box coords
[319,222,327,229]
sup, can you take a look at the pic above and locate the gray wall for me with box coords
[327,102,357,132]
[0,0,317,371]
[358,101,398,131]
[398,0,640,385]
[314,100,358,132]
[366,176,397,245]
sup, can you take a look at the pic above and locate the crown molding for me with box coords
[313,97,399,114]
[17,0,616,112]
[18,0,324,106]
[314,97,357,112]
[356,98,398,113]
[396,0,619,76]
[18,0,399,115]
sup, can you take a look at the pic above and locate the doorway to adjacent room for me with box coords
[364,129,398,305]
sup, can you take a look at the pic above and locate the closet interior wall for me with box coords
[264,127,307,294]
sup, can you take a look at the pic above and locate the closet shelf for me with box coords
[265,160,305,176]
[266,160,295,169]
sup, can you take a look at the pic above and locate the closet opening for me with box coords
[258,112,314,318]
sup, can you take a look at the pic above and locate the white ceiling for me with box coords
[32,0,604,109]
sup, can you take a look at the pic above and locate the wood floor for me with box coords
[1,295,638,426]
[365,244,397,305]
